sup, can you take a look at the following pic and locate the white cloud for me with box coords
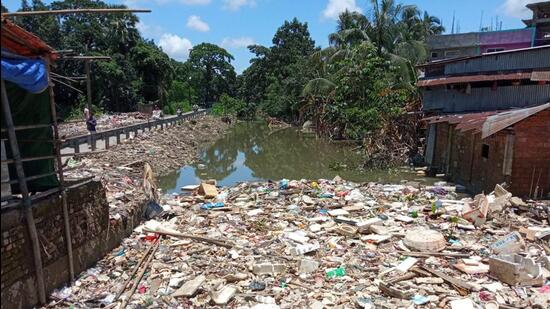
[136,21,165,39]
[158,33,193,61]
[124,0,210,5]
[322,0,362,20]
[221,37,255,49]
[222,0,256,11]
[186,15,210,32]
[501,0,539,19]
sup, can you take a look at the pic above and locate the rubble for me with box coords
[45,179,550,308]
[63,116,230,217]
[59,112,151,138]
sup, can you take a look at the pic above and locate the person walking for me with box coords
[85,108,97,150]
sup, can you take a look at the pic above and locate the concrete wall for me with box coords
[1,180,145,308]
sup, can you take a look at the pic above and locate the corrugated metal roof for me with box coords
[481,103,550,138]
[532,71,550,81]
[423,103,550,138]
[418,45,550,68]
[1,17,55,59]
[417,72,532,87]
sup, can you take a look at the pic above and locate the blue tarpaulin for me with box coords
[1,58,48,93]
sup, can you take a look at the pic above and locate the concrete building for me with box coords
[427,29,535,61]
[523,1,550,46]
[427,1,550,62]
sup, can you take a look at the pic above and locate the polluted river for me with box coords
[48,118,548,308]
[158,121,435,194]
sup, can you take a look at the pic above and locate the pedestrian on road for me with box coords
[85,109,97,149]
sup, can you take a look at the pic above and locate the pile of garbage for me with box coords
[47,177,549,308]
[63,116,230,217]
[59,112,151,138]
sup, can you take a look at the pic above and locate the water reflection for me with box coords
[158,122,427,194]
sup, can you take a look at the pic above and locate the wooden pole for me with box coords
[113,240,158,302]
[2,8,151,17]
[85,59,92,113]
[1,79,47,304]
[119,240,159,308]
[45,58,75,282]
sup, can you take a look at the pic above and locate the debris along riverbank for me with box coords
[59,112,151,138]
[64,116,231,217]
[47,177,550,308]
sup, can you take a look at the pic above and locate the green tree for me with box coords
[328,10,370,48]
[130,40,175,106]
[186,43,236,106]
[239,18,317,120]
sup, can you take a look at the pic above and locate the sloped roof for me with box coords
[1,17,55,59]
[481,103,550,138]
[417,72,533,87]
[424,103,550,139]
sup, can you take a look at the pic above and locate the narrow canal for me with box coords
[159,122,435,193]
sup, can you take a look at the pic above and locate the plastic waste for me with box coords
[201,202,225,210]
[326,267,346,278]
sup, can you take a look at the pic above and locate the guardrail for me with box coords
[62,109,207,153]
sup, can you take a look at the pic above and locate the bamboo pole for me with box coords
[51,77,84,94]
[1,79,47,304]
[2,8,151,17]
[85,60,92,114]
[113,240,158,302]
[45,58,75,282]
[119,240,160,308]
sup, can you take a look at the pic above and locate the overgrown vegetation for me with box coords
[6,0,443,166]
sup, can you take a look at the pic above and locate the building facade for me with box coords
[427,1,550,62]
[419,46,550,197]
[523,1,550,46]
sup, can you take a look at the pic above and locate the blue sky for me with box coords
[3,0,538,73]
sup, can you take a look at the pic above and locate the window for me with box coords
[481,144,489,159]
[486,48,505,53]
[431,52,439,58]
[445,50,459,57]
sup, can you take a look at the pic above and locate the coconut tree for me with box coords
[328,10,371,48]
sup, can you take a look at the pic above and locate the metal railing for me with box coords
[61,109,207,153]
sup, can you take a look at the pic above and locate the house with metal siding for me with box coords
[418,45,550,197]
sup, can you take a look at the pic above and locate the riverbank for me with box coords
[64,116,231,217]
[45,177,549,308]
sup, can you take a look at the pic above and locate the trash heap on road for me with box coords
[59,112,150,138]
[48,177,550,308]
[63,117,230,218]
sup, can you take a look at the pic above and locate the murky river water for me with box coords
[159,122,436,194]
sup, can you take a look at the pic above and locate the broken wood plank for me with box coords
[418,266,475,295]
[143,227,233,248]
[379,281,412,299]
[386,272,417,284]
[399,251,471,258]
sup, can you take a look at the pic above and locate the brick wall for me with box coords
[469,132,509,194]
[1,180,145,308]
[510,110,550,197]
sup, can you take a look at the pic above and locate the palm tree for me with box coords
[329,10,371,48]
[368,0,404,55]
[420,11,445,38]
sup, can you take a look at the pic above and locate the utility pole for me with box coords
[479,11,484,31]
[451,11,455,34]
[85,59,92,113]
